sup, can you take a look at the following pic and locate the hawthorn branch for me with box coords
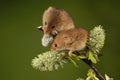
[73,51,105,80]
[82,59,105,80]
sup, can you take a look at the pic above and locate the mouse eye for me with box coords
[54,43,57,47]
[45,21,47,25]
[51,26,55,29]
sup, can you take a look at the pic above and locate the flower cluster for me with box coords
[87,25,105,54]
[31,51,66,71]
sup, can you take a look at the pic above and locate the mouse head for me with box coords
[51,31,73,52]
[42,7,61,35]
[39,6,74,35]
[51,34,63,52]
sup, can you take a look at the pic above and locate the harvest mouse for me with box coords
[51,28,88,55]
[37,6,75,47]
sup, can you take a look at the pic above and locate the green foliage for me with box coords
[76,78,84,80]
[105,74,113,80]
[67,54,79,67]
[76,70,113,80]
[88,51,97,64]
[86,69,99,80]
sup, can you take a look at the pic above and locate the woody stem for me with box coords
[73,52,105,80]
[81,59,105,80]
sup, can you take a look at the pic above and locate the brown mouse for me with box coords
[41,6,75,35]
[37,6,75,47]
[51,28,88,55]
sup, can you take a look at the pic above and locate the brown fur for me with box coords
[42,6,75,35]
[51,28,88,55]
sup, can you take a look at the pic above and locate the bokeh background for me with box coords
[0,0,120,80]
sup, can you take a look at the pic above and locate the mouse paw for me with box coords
[68,51,72,56]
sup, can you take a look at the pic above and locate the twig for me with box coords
[73,51,106,80]
[82,59,105,80]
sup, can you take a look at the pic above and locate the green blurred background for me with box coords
[0,0,120,80]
